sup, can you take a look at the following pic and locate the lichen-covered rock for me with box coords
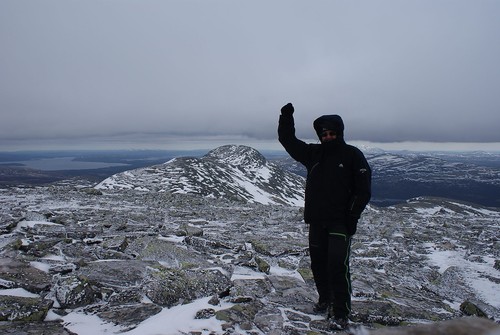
[460,300,489,318]
[97,303,162,327]
[0,296,53,321]
[144,268,231,307]
[255,256,270,274]
[215,300,265,326]
[0,258,52,293]
[175,223,204,237]
[126,236,210,268]
[0,321,76,334]
[77,259,155,288]
[53,275,96,309]
[230,278,273,300]
[253,305,284,334]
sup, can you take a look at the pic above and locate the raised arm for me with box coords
[278,103,311,165]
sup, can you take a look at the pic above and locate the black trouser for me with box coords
[309,223,352,318]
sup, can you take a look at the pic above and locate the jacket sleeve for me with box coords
[348,148,372,218]
[278,114,311,165]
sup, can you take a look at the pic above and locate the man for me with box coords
[278,102,371,330]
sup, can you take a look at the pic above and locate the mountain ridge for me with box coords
[96,145,305,206]
[3,146,500,209]
[271,149,500,207]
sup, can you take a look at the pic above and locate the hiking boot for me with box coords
[329,316,349,330]
[327,304,349,330]
[313,301,328,313]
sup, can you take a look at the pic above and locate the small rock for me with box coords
[195,308,216,319]
[460,300,489,318]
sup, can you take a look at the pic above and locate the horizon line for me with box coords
[1,139,500,153]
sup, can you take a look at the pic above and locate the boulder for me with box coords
[0,296,53,321]
[144,268,231,307]
[0,258,51,293]
[0,321,76,335]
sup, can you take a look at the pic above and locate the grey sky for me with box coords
[1,0,500,151]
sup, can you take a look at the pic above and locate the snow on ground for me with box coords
[230,265,266,281]
[51,265,305,335]
[414,206,447,215]
[57,296,235,335]
[30,261,51,273]
[0,288,39,298]
[425,244,500,308]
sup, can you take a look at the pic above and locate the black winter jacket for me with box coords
[278,114,371,234]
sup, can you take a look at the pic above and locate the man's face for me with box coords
[320,130,337,143]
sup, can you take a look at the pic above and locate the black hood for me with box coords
[313,115,344,140]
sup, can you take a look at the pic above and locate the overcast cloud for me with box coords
[1,0,500,151]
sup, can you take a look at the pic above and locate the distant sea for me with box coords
[0,150,208,177]
[1,157,129,171]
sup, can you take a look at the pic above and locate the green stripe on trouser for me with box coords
[327,232,352,318]
[308,225,352,318]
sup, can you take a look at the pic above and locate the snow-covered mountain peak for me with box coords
[96,145,305,206]
[204,145,266,169]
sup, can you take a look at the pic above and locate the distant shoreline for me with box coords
[0,157,129,171]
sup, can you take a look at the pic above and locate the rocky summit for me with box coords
[0,145,499,334]
[95,145,305,207]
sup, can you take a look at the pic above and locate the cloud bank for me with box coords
[1,0,500,150]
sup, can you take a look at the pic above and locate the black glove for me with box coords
[346,216,359,236]
[281,103,294,116]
